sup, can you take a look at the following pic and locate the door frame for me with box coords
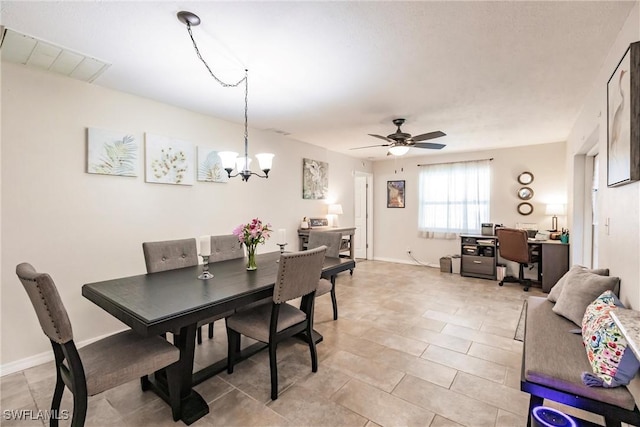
[354,171,374,259]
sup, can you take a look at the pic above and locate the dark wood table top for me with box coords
[82,251,355,337]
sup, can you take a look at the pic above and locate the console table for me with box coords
[298,226,356,259]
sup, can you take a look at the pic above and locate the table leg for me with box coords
[171,324,209,425]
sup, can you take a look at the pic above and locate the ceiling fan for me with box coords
[351,118,446,156]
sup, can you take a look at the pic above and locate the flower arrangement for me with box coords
[232,218,271,270]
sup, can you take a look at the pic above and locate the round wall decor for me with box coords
[517,171,534,185]
[517,187,534,200]
[517,202,534,215]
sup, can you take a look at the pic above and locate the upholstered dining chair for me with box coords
[225,245,327,400]
[307,231,342,320]
[16,263,181,426]
[496,228,540,292]
[142,238,229,344]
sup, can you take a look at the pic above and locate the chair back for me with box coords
[308,231,341,258]
[16,263,73,344]
[142,238,198,273]
[273,246,327,303]
[496,228,530,264]
[209,235,244,263]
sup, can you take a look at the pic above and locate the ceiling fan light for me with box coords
[388,146,410,156]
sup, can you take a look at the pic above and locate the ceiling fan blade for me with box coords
[368,134,394,142]
[411,131,446,142]
[413,142,446,150]
[349,143,391,150]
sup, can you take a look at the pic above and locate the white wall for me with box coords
[372,142,566,266]
[0,63,372,369]
[566,2,640,309]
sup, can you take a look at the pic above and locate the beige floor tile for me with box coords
[450,372,530,416]
[365,421,383,427]
[495,408,527,427]
[323,350,405,393]
[293,365,352,399]
[372,348,457,389]
[332,379,435,426]
[361,327,428,356]
[421,345,507,383]
[441,323,522,353]
[411,317,447,333]
[467,342,522,370]
[102,379,162,417]
[206,388,290,427]
[422,310,482,330]
[193,376,234,404]
[401,326,472,354]
[429,415,464,427]
[392,375,498,427]
[269,384,367,426]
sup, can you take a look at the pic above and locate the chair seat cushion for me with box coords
[227,302,306,343]
[316,278,332,296]
[78,330,179,396]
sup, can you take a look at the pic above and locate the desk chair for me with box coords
[496,228,540,292]
[142,238,230,344]
[226,246,327,400]
[308,231,342,320]
[16,263,181,425]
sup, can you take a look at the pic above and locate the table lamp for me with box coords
[545,204,565,232]
[328,204,343,227]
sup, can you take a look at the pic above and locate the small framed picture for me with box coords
[387,180,405,208]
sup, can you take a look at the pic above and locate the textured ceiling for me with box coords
[1,1,636,160]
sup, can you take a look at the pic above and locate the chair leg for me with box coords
[197,326,203,345]
[70,391,87,427]
[330,278,338,320]
[269,341,278,400]
[208,322,214,339]
[604,418,622,427]
[50,371,65,427]
[307,321,318,373]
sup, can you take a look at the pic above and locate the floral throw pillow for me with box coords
[581,291,640,387]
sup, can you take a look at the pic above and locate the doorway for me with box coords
[354,172,373,259]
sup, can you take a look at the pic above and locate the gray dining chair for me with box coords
[16,263,182,425]
[307,231,342,320]
[226,245,327,400]
[142,238,230,344]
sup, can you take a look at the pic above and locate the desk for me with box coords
[82,252,355,425]
[459,234,569,292]
[298,226,356,259]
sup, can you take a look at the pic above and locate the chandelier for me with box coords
[177,11,274,181]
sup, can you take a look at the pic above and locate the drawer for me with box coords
[462,237,477,244]
[462,255,495,276]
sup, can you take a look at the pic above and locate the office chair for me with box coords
[496,228,540,292]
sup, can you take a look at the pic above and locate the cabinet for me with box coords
[460,235,497,280]
[297,227,356,259]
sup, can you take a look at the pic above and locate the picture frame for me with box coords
[302,158,328,199]
[87,128,139,177]
[387,180,405,208]
[607,41,639,187]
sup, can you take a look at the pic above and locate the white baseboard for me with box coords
[372,256,439,268]
[0,328,127,377]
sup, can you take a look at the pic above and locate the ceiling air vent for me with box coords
[0,27,110,82]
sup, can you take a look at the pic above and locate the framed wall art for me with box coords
[302,158,328,199]
[387,180,405,208]
[197,147,228,183]
[87,128,139,177]
[145,133,194,185]
[607,41,639,187]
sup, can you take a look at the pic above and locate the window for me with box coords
[418,159,490,237]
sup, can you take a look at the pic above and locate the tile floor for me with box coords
[1,260,611,426]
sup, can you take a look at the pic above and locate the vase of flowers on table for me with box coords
[232,218,272,271]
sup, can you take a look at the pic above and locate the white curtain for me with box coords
[418,159,490,239]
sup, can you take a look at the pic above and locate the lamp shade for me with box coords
[255,153,274,171]
[235,156,252,172]
[545,204,566,216]
[328,204,343,215]
[388,146,410,156]
[218,151,238,170]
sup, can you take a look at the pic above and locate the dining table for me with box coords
[82,251,356,425]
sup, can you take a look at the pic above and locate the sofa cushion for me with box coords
[547,265,610,303]
[524,296,636,410]
[552,270,620,326]
[581,291,640,388]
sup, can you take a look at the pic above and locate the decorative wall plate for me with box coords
[517,187,534,200]
[517,202,534,215]
[517,171,534,185]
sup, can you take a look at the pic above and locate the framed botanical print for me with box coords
[387,180,405,208]
[607,41,640,187]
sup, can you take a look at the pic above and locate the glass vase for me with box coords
[246,244,257,271]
